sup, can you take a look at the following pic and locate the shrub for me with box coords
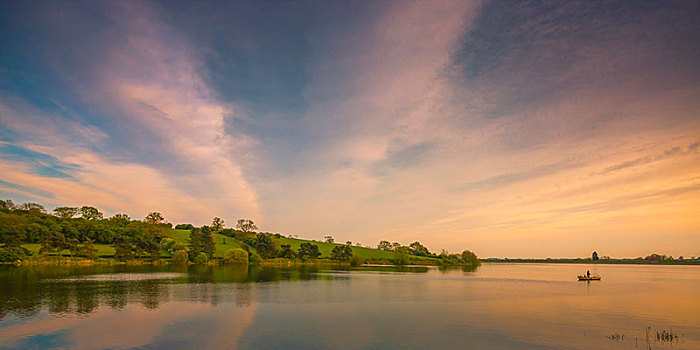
[0,247,27,262]
[394,252,409,266]
[194,252,209,264]
[173,250,189,265]
[350,254,365,266]
[224,248,249,265]
[249,252,262,264]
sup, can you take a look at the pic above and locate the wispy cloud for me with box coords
[1,0,699,257]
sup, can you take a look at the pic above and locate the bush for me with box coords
[194,252,209,264]
[0,247,27,262]
[394,252,409,266]
[172,250,189,265]
[249,252,262,264]
[350,254,365,266]
[224,248,249,265]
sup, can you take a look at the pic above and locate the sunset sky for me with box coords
[1,1,698,258]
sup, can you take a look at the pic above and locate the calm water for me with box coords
[0,263,698,349]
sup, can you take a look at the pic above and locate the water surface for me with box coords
[0,263,698,349]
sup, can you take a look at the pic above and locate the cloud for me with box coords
[454,161,583,192]
[598,141,700,174]
[0,0,260,223]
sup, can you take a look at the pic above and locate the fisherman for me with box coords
[586,270,590,278]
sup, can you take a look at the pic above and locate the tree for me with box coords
[255,233,277,258]
[211,217,225,232]
[201,226,216,258]
[409,241,430,256]
[377,240,392,251]
[0,199,17,210]
[331,244,353,261]
[394,252,409,265]
[109,214,131,226]
[350,254,365,266]
[298,242,321,260]
[80,239,98,259]
[175,223,195,230]
[189,228,204,257]
[145,212,164,225]
[224,248,249,264]
[279,244,296,259]
[324,235,334,243]
[172,250,189,265]
[20,202,46,214]
[461,250,479,264]
[236,219,257,233]
[66,238,81,257]
[592,251,599,260]
[391,242,401,251]
[80,206,103,220]
[194,252,209,264]
[0,214,27,248]
[53,206,79,218]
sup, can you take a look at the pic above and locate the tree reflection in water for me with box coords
[0,264,432,319]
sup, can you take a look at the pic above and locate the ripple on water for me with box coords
[48,272,185,282]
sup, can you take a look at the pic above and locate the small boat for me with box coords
[578,275,601,281]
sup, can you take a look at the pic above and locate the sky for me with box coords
[0,0,698,258]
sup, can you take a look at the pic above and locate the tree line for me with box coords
[0,199,481,266]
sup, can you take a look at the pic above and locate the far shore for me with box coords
[482,258,700,265]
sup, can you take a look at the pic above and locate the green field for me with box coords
[21,229,436,262]
[168,229,248,258]
[277,237,437,262]
[22,243,116,257]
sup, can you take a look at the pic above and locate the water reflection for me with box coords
[0,265,429,318]
[1,263,698,350]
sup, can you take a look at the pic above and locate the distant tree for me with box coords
[279,244,296,259]
[0,199,17,210]
[408,241,430,256]
[324,235,334,243]
[113,236,136,261]
[0,214,27,248]
[194,252,209,264]
[350,254,365,266]
[211,217,225,232]
[391,242,402,251]
[80,239,98,259]
[592,251,599,261]
[461,250,479,264]
[236,219,258,233]
[80,206,103,220]
[144,212,164,225]
[175,223,195,230]
[331,244,353,261]
[394,252,409,265]
[224,248,249,265]
[172,250,189,265]
[19,202,46,214]
[255,233,277,258]
[345,241,352,245]
[377,240,392,251]
[109,214,131,226]
[298,242,321,260]
[53,206,79,218]
[189,228,204,258]
[201,226,216,258]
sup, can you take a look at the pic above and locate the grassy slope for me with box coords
[168,229,247,258]
[23,243,116,257]
[22,229,437,262]
[277,237,437,262]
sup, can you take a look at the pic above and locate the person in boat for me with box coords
[586,270,590,278]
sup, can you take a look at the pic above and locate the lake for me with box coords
[0,263,698,349]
